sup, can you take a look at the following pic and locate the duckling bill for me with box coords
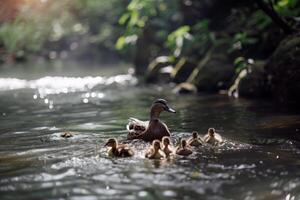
[105,138,134,157]
[127,99,176,142]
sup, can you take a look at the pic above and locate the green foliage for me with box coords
[274,0,300,16]
[234,57,247,73]
[166,25,191,57]
[116,0,157,50]
[0,19,49,54]
[185,20,216,57]
[0,0,127,62]
[116,0,180,52]
[228,32,258,53]
[73,0,125,51]
[1,0,299,65]
[0,0,75,59]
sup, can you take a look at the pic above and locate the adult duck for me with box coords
[127,99,176,142]
[104,138,134,157]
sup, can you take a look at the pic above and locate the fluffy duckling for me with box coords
[161,136,174,157]
[203,128,223,146]
[187,131,203,147]
[145,140,166,159]
[176,139,193,156]
[105,138,134,157]
[60,131,73,138]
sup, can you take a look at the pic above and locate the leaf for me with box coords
[115,36,126,50]
[119,13,130,25]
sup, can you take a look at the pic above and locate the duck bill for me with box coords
[166,107,176,113]
[104,142,109,147]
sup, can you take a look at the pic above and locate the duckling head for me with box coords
[192,131,198,139]
[181,139,187,148]
[105,138,117,148]
[150,99,176,118]
[152,140,162,151]
[208,128,215,137]
[162,136,171,146]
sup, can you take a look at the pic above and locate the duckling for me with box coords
[176,139,193,156]
[176,137,182,147]
[145,140,166,159]
[187,131,203,147]
[60,131,73,138]
[127,99,176,142]
[161,136,174,157]
[203,128,223,146]
[105,138,134,157]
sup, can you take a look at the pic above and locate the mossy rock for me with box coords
[264,33,300,104]
[145,56,173,83]
[194,54,235,92]
[228,61,267,98]
[171,58,197,83]
[172,82,197,94]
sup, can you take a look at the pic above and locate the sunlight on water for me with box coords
[0,74,137,94]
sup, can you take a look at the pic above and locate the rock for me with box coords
[194,54,235,92]
[171,58,197,83]
[173,82,197,94]
[145,56,173,83]
[264,34,300,104]
[228,61,267,98]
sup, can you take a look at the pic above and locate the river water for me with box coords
[0,65,300,200]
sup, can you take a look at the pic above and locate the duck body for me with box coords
[203,128,223,146]
[187,131,203,147]
[175,139,193,156]
[145,148,166,159]
[176,147,193,156]
[145,140,166,159]
[162,145,173,157]
[161,136,174,157]
[188,139,203,147]
[127,99,175,142]
[105,138,134,157]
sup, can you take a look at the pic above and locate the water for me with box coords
[0,66,300,200]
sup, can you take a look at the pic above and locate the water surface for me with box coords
[0,66,300,200]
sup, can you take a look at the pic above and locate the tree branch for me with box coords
[254,0,295,34]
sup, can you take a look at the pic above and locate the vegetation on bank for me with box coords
[0,0,299,104]
[0,0,127,63]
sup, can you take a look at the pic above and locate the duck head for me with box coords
[192,131,198,139]
[162,136,171,146]
[105,138,117,148]
[208,128,215,137]
[181,139,187,148]
[152,140,162,151]
[150,99,176,119]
